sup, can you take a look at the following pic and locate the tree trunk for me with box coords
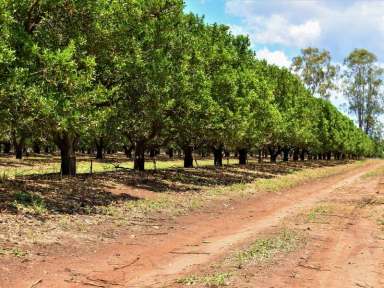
[168,148,174,159]
[33,142,41,154]
[3,142,11,154]
[123,145,133,159]
[95,138,103,160]
[326,152,331,160]
[56,133,77,176]
[258,150,262,163]
[134,141,145,171]
[238,148,247,165]
[183,146,193,168]
[213,145,223,167]
[293,149,299,161]
[268,147,279,163]
[283,148,289,162]
[300,149,305,161]
[15,144,23,159]
[12,134,24,160]
[149,149,156,158]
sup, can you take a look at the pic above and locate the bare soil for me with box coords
[0,160,383,288]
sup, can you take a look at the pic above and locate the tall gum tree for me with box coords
[343,49,383,136]
[291,47,338,100]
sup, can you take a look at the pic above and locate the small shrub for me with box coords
[307,204,332,222]
[236,229,302,267]
[0,247,27,257]
[12,191,47,215]
[177,272,231,287]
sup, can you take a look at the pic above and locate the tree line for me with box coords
[0,0,380,176]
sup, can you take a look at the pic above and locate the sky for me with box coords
[184,0,384,66]
[184,0,384,113]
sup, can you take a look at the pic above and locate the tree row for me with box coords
[0,0,376,175]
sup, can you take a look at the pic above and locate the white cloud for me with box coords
[225,0,384,61]
[288,20,321,47]
[256,48,291,68]
[228,24,248,36]
[249,15,321,47]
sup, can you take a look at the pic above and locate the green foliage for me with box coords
[12,191,47,215]
[291,47,338,99]
[236,229,302,266]
[343,49,383,135]
[0,0,378,173]
[177,272,231,287]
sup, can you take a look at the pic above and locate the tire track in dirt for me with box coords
[236,166,384,288]
[3,160,383,288]
[302,176,384,288]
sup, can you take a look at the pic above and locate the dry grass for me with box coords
[0,158,369,258]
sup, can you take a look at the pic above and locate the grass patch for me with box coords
[362,166,384,178]
[254,162,362,193]
[177,229,304,287]
[177,272,232,287]
[0,157,240,178]
[12,191,47,215]
[0,247,27,257]
[235,229,303,268]
[307,204,333,222]
[97,161,368,219]
[358,196,384,208]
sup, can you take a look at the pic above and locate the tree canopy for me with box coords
[0,0,378,175]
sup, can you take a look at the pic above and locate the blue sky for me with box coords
[185,0,384,67]
[184,0,384,114]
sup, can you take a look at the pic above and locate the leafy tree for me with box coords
[343,49,383,135]
[1,0,109,174]
[292,47,337,100]
[112,0,184,171]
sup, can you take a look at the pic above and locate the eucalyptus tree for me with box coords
[344,49,383,135]
[291,47,338,100]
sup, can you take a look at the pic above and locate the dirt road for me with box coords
[2,160,384,288]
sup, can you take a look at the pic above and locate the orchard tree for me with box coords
[113,0,185,171]
[168,13,213,168]
[2,0,111,175]
[202,24,240,167]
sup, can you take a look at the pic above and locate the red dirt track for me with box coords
[1,160,383,288]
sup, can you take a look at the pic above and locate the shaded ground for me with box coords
[0,159,380,288]
[0,158,349,214]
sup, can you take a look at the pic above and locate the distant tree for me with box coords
[343,49,383,135]
[291,47,338,100]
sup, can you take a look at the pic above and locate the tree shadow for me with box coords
[0,174,140,215]
[0,160,350,217]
